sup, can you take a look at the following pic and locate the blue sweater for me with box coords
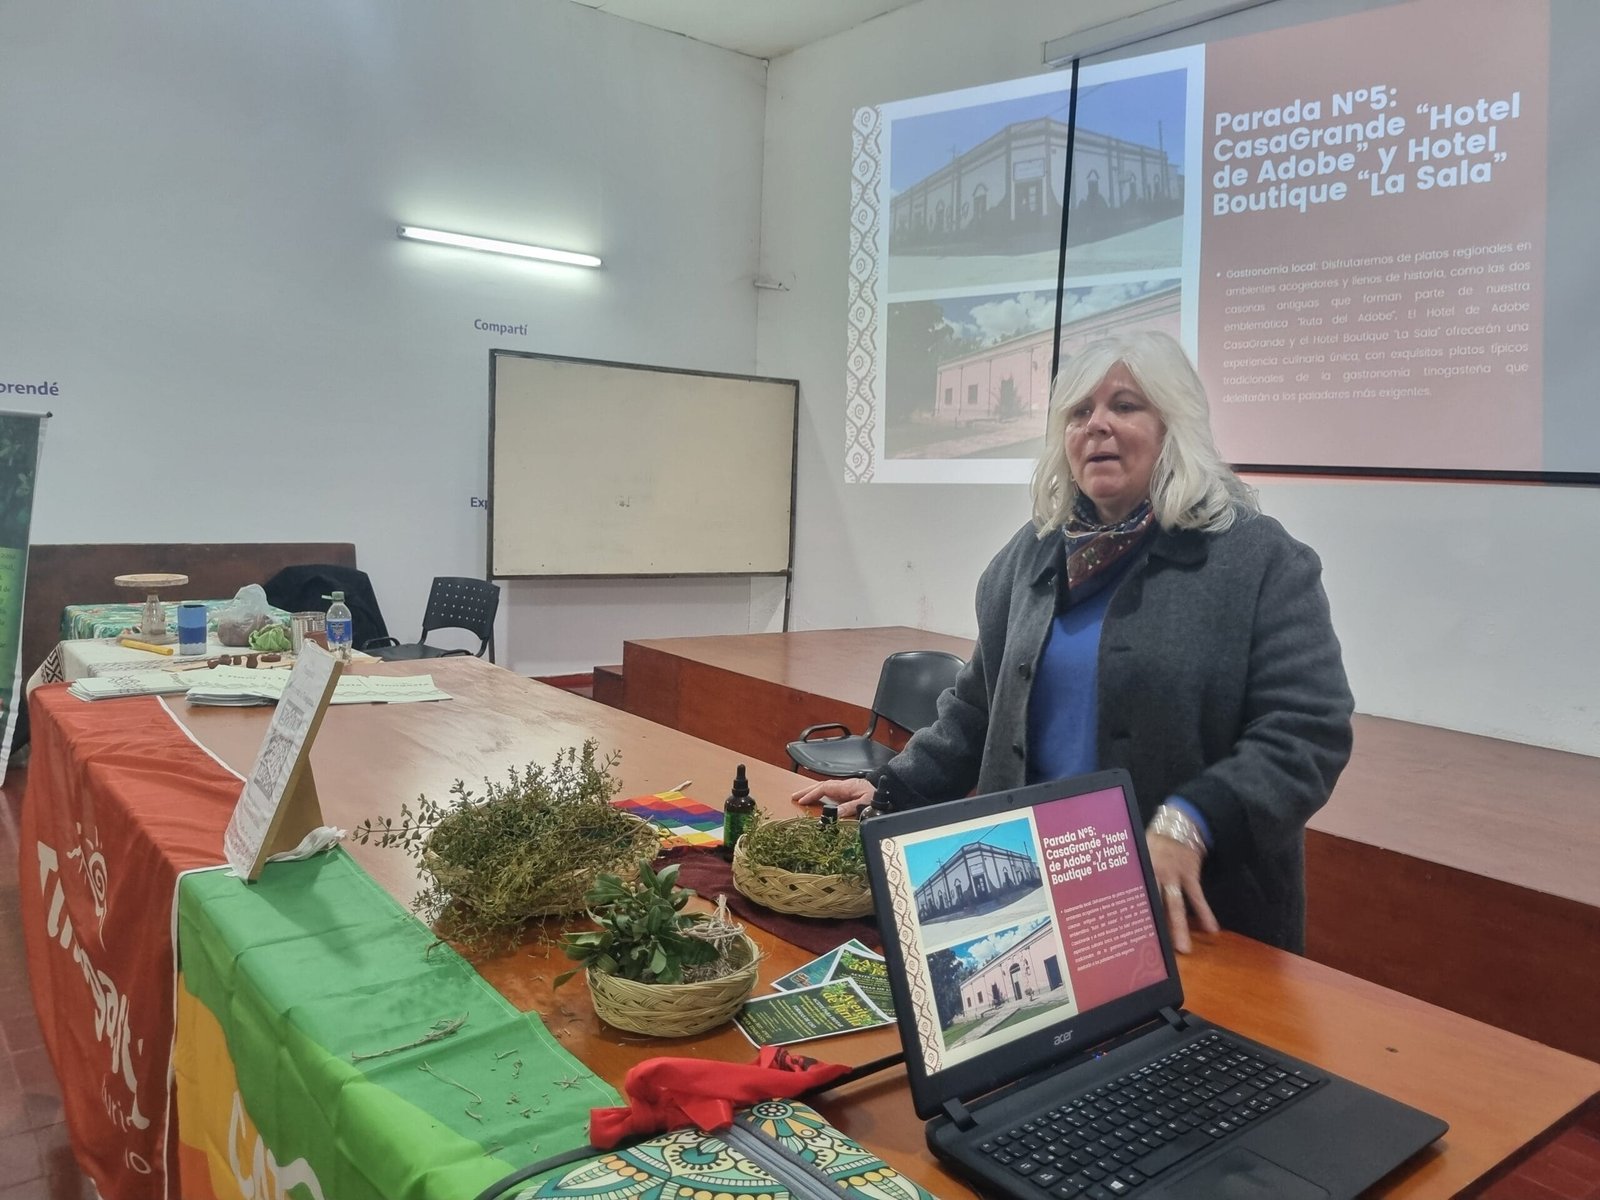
[1025,582,1116,785]
[1025,560,1211,844]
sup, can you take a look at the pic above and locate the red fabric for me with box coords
[589,1046,852,1148]
[18,688,238,1200]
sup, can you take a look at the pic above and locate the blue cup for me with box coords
[177,602,208,655]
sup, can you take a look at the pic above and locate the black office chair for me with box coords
[365,576,501,662]
[786,649,965,779]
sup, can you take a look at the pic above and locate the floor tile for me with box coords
[0,927,27,976]
[0,1007,43,1058]
[10,1050,59,1102]
[0,996,38,1061]
[0,1131,42,1187]
[1482,1174,1566,1200]
[32,1126,91,1200]
[0,1060,27,1139]
[1574,1129,1600,1160]
[1519,1148,1600,1197]
[1544,1139,1600,1183]
[6,1050,61,1134]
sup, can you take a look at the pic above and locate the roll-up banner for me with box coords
[0,408,48,779]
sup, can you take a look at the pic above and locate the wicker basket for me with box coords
[732,821,875,918]
[586,932,761,1036]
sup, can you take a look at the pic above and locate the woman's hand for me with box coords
[791,777,876,818]
[1148,833,1219,954]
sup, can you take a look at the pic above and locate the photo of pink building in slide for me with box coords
[1198,0,1548,471]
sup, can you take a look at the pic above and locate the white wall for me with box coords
[0,0,772,673]
[757,0,1600,757]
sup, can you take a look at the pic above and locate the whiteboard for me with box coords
[489,353,798,577]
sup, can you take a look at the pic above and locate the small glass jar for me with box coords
[139,594,165,640]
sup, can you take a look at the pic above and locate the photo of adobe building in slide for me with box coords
[884,279,1179,461]
[887,69,1188,292]
[930,917,1076,1047]
[903,818,1052,936]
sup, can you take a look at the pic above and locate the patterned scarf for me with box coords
[1061,494,1157,604]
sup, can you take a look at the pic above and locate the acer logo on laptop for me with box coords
[1054,1032,1074,1047]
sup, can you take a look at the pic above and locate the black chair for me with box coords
[365,576,501,662]
[262,564,391,650]
[786,649,965,778]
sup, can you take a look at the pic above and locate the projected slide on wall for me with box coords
[845,0,1552,483]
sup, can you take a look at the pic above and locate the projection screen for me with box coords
[845,0,1595,485]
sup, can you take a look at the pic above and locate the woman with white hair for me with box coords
[794,330,1352,955]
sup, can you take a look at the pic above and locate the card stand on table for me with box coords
[223,644,343,882]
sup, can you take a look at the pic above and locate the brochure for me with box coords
[770,938,880,992]
[733,978,891,1047]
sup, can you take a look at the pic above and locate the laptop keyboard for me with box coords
[976,1030,1324,1199]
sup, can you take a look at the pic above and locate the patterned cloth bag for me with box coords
[514,1098,935,1200]
[475,1052,937,1200]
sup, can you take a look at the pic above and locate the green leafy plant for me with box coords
[555,860,733,986]
[741,812,866,882]
[350,741,658,953]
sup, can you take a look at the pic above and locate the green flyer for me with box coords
[831,948,895,1016]
[734,978,891,1046]
[770,938,879,992]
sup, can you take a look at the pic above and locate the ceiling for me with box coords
[565,0,925,60]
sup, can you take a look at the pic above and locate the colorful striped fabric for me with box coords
[612,791,725,849]
[175,849,619,1200]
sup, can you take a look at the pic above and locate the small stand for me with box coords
[223,643,343,881]
[113,572,190,645]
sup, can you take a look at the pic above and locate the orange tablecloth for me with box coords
[18,686,237,1200]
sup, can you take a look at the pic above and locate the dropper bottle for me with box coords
[722,763,756,860]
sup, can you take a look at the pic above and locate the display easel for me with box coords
[223,643,343,881]
[247,721,331,881]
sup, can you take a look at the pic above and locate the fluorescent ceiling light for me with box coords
[397,225,602,269]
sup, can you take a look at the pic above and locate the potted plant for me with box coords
[557,860,760,1037]
[732,812,873,918]
[350,740,659,953]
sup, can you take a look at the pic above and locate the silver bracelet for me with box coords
[1148,803,1207,857]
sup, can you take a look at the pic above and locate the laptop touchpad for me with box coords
[1164,1147,1329,1199]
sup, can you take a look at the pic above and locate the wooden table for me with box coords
[618,629,1600,1064]
[623,627,976,768]
[25,657,1600,1199]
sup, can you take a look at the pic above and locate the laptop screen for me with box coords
[863,770,1183,1117]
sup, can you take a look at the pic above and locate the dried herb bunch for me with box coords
[741,812,866,882]
[350,741,658,952]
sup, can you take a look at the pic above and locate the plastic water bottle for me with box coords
[324,591,353,661]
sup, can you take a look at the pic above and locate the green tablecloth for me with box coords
[61,599,292,640]
[175,849,615,1200]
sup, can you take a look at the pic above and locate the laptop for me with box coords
[859,769,1447,1200]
